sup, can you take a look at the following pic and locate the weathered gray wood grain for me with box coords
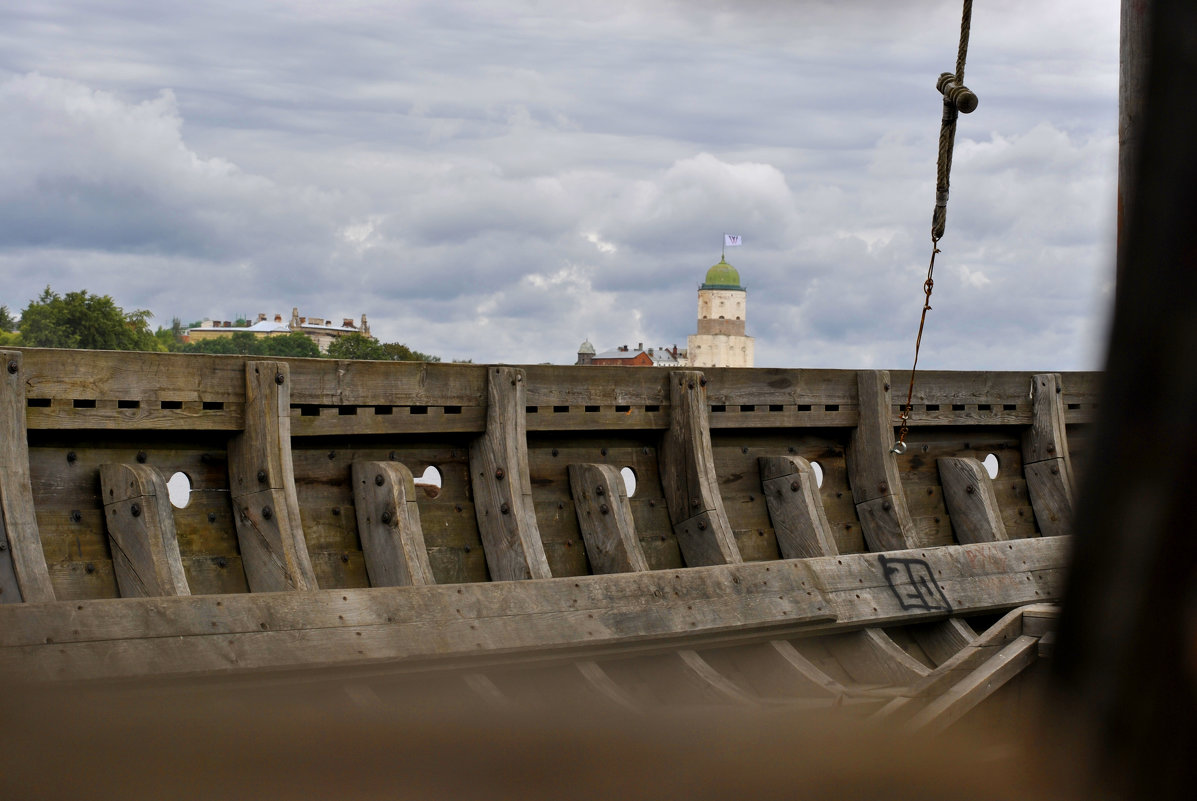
[846,371,919,551]
[0,350,54,603]
[99,463,191,597]
[568,463,649,574]
[937,457,1010,544]
[759,456,839,559]
[659,371,740,566]
[469,367,551,580]
[227,361,317,592]
[1021,373,1075,537]
[351,461,435,587]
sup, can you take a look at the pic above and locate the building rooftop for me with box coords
[701,257,744,291]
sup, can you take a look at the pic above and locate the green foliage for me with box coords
[20,287,163,351]
[0,305,18,332]
[182,331,320,358]
[383,342,440,362]
[0,330,21,346]
[326,334,440,362]
[326,333,390,360]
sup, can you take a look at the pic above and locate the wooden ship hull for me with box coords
[0,348,1092,728]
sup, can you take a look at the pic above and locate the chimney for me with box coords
[299,317,306,325]
[637,342,643,351]
[274,314,283,323]
[257,313,266,322]
[343,318,354,328]
[222,321,231,328]
[361,314,369,336]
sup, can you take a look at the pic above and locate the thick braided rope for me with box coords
[932,0,972,241]
[895,0,974,453]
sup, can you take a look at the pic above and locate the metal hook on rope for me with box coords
[893,0,978,455]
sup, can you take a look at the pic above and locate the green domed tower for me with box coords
[688,256,754,367]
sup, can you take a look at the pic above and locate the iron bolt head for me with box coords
[261,506,273,520]
[375,474,385,486]
[6,360,17,374]
[599,504,609,515]
[697,520,707,530]
[495,468,505,480]
[70,510,82,523]
[500,502,510,515]
[258,470,268,483]
[67,451,77,463]
[791,481,800,492]
[966,485,976,495]
[275,373,285,385]
[595,485,605,496]
[881,501,892,511]
[136,451,147,463]
[381,511,392,524]
[878,482,888,493]
[130,503,141,517]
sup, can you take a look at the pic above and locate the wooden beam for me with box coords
[99,464,191,597]
[469,367,551,580]
[351,461,435,587]
[677,649,757,706]
[0,536,1068,682]
[937,457,1009,544]
[768,640,849,699]
[0,350,53,603]
[826,628,930,685]
[568,463,649,574]
[759,455,839,559]
[908,634,1039,733]
[659,371,740,566]
[1021,373,1075,537]
[847,371,919,551]
[908,618,976,666]
[227,361,317,592]
[575,660,642,712]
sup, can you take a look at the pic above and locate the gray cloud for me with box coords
[0,1,1118,369]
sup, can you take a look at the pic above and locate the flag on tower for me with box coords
[724,234,742,247]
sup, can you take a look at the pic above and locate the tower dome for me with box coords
[577,339,596,356]
[701,257,743,290]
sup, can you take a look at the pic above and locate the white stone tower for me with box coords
[687,257,754,368]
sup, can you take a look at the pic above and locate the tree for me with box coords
[383,342,440,363]
[20,287,162,351]
[257,332,321,358]
[326,333,390,360]
[181,331,321,358]
[0,305,18,332]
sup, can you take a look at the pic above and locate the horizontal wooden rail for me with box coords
[0,536,1068,682]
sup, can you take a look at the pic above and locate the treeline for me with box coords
[0,288,441,362]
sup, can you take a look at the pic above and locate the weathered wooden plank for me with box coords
[287,359,487,408]
[351,461,435,587]
[759,456,839,559]
[0,350,54,603]
[26,404,244,431]
[937,457,1010,544]
[227,362,317,592]
[99,464,191,597]
[659,371,741,566]
[908,634,1040,733]
[846,371,919,551]
[1021,373,1075,537]
[523,365,670,407]
[768,639,849,698]
[291,407,486,437]
[568,463,649,574]
[0,537,1067,682]
[17,349,248,403]
[469,367,551,580]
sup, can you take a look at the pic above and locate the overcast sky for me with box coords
[0,1,1119,368]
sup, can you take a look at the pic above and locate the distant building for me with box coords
[185,308,373,353]
[576,254,754,368]
[687,257,754,368]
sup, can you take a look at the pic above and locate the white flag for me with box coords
[724,234,742,247]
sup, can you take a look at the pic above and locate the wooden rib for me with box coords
[846,370,919,551]
[0,350,54,603]
[908,617,977,666]
[826,629,930,686]
[759,456,839,559]
[469,367,551,580]
[676,649,758,706]
[908,634,1040,733]
[462,672,516,711]
[227,361,317,592]
[659,371,740,566]
[575,660,642,713]
[351,461,435,587]
[1021,373,1075,537]
[99,464,191,597]
[568,463,649,574]
[937,457,1010,543]
[768,639,849,699]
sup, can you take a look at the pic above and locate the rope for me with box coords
[894,0,974,454]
